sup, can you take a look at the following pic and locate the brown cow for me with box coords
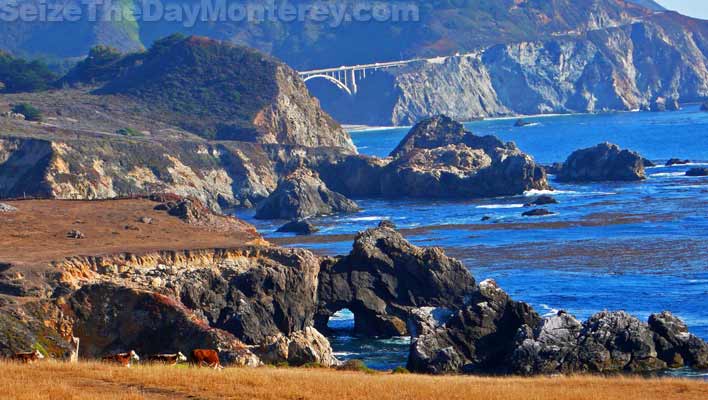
[191,349,223,370]
[102,350,140,367]
[10,350,44,364]
[146,352,188,365]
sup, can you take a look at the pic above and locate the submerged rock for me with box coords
[277,220,319,235]
[524,195,558,207]
[522,208,555,217]
[255,168,360,220]
[686,168,708,177]
[514,119,534,127]
[316,224,476,337]
[543,163,564,175]
[557,143,646,182]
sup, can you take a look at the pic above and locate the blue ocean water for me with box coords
[235,105,708,375]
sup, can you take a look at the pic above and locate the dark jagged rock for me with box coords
[643,159,656,168]
[514,119,534,127]
[686,168,708,177]
[159,197,210,223]
[649,312,708,369]
[67,284,260,366]
[378,116,549,199]
[255,168,360,220]
[390,115,468,158]
[524,195,558,207]
[543,163,564,175]
[577,311,666,372]
[512,311,583,375]
[276,220,319,235]
[651,97,680,112]
[522,209,555,217]
[316,225,476,337]
[557,143,646,182]
[307,116,548,201]
[666,158,691,166]
[511,310,708,375]
[378,220,397,230]
[176,247,322,345]
[407,279,541,374]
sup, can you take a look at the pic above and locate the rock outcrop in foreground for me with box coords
[557,143,647,182]
[409,288,708,375]
[2,199,707,375]
[408,279,540,374]
[316,222,476,337]
[511,310,708,374]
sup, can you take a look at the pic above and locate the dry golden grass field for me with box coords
[1,361,707,400]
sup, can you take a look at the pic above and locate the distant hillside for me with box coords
[627,0,666,11]
[2,35,354,150]
[312,10,708,125]
[0,0,657,69]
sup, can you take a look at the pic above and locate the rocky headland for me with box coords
[2,201,706,376]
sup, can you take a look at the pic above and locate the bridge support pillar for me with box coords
[349,69,358,95]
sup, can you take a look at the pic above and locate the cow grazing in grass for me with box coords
[191,349,223,370]
[102,350,140,367]
[10,350,44,363]
[147,352,188,365]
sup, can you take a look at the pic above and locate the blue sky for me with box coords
[659,0,708,20]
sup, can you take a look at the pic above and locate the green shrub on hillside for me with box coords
[116,127,143,137]
[60,45,136,85]
[337,359,376,374]
[96,35,280,140]
[12,103,42,121]
[0,51,56,93]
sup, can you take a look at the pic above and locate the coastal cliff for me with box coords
[320,13,708,125]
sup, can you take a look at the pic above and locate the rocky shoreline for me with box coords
[2,204,706,376]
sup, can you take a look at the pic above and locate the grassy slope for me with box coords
[1,361,707,400]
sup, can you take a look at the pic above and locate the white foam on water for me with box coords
[524,189,615,197]
[524,189,578,197]
[333,352,356,357]
[476,204,525,209]
[379,337,412,345]
[650,172,687,178]
[348,216,386,222]
[540,304,560,318]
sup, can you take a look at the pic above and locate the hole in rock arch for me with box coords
[327,308,355,333]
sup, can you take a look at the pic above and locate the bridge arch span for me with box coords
[302,74,352,96]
